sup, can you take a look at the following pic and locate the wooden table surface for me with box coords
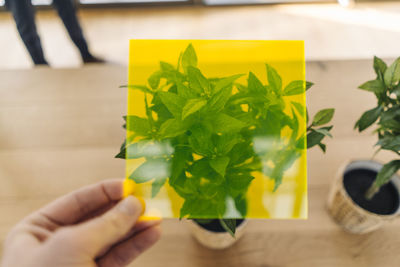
[1,60,400,267]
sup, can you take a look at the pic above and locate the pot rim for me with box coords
[337,159,400,219]
[191,219,248,235]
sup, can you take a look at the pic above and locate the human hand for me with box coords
[1,179,161,267]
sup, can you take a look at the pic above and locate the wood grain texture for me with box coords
[1,60,400,266]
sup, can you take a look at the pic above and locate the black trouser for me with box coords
[6,0,91,65]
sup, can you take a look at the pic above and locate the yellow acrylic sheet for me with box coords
[125,40,307,219]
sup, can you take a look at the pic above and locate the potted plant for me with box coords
[186,103,334,249]
[327,56,400,234]
[117,43,334,249]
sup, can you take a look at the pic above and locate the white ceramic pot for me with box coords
[327,160,400,234]
[186,219,248,249]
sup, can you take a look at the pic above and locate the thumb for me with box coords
[57,196,143,256]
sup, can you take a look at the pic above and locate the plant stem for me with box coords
[371,148,381,161]
[365,183,379,200]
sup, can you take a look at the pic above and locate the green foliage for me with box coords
[181,44,198,72]
[219,219,237,237]
[306,108,335,152]
[117,44,334,235]
[355,56,400,199]
[312,109,335,126]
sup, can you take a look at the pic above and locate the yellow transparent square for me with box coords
[125,40,307,219]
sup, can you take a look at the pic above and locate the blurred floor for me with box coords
[1,2,400,69]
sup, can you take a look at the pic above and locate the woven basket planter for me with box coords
[327,160,400,234]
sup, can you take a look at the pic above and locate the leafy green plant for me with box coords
[355,56,400,200]
[117,44,334,236]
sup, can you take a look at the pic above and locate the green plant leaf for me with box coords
[209,156,230,177]
[213,74,244,94]
[188,125,214,156]
[170,147,191,185]
[180,197,224,219]
[211,113,246,134]
[379,108,400,131]
[380,119,400,132]
[235,83,247,93]
[159,118,187,138]
[376,135,400,154]
[271,169,284,192]
[312,128,333,138]
[358,80,385,94]
[162,69,185,84]
[129,159,170,183]
[160,61,175,72]
[182,98,207,120]
[312,109,335,126]
[148,71,162,90]
[180,198,203,218]
[234,196,247,217]
[283,80,307,96]
[354,106,382,132]
[115,140,126,159]
[305,81,314,91]
[158,91,186,118]
[306,131,324,149]
[177,83,198,99]
[219,219,236,238]
[126,115,151,136]
[374,160,400,188]
[307,126,333,149]
[190,158,222,184]
[115,149,125,159]
[207,86,232,113]
[373,56,387,77]
[215,133,240,155]
[248,72,266,94]
[187,66,210,95]
[228,94,266,107]
[295,135,306,150]
[265,64,282,93]
[181,43,197,72]
[384,57,400,88]
[227,173,254,193]
[291,102,305,117]
[318,143,327,153]
[199,182,220,199]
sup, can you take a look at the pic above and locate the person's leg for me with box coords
[52,0,103,63]
[5,0,48,65]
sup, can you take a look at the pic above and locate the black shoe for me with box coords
[83,55,106,64]
[35,62,49,67]
[34,59,49,66]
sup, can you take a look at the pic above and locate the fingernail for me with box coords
[118,196,140,215]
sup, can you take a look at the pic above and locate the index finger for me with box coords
[36,179,124,226]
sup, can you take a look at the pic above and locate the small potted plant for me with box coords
[327,56,400,234]
[117,43,334,249]
[186,103,334,249]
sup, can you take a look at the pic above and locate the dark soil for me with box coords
[195,219,244,232]
[343,168,400,215]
